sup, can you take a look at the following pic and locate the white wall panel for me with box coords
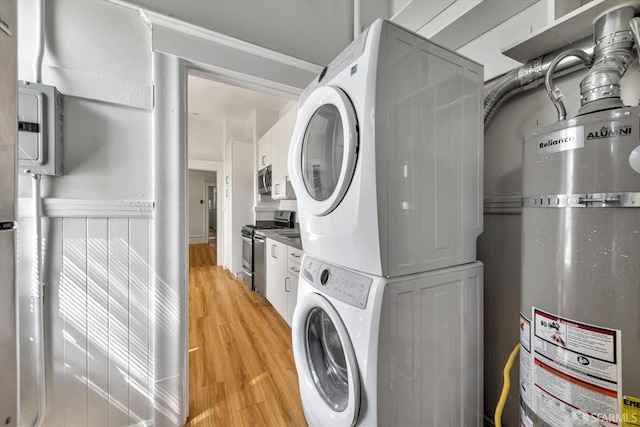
[128,218,151,425]
[61,218,89,426]
[43,218,64,427]
[35,217,152,427]
[87,218,110,424]
[108,218,130,427]
[17,0,152,109]
[478,213,521,426]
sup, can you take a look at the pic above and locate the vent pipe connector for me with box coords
[578,7,636,115]
[545,49,594,121]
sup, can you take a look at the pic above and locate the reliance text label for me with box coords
[536,126,584,156]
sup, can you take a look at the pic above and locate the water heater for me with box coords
[520,106,640,426]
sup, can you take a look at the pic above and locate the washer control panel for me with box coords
[301,256,372,309]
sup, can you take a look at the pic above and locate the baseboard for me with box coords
[189,235,206,244]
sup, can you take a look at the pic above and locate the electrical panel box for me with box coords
[18,81,63,175]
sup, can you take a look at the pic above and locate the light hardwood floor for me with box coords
[185,244,307,426]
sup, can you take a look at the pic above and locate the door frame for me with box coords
[203,180,216,242]
[146,9,321,426]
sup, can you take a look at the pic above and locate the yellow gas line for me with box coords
[495,343,520,427]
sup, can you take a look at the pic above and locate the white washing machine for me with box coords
[292,254,484,426]
[288,19,484,278]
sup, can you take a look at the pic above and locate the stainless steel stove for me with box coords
[241,210,295,290]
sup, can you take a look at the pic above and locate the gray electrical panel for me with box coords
[18,81,63,176]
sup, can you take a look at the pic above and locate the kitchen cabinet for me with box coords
[258,128,271,170]
[272,107,297,200]
[286,247,302,324]
[222,138,254,277]
[266,238,288,321]
[266,238,302,325]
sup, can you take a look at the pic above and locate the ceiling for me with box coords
[119,0,360,66]
[121,0,552,161]
[187,73,291,163]
[188,74,291,123]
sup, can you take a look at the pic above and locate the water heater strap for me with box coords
[523,192,640,208]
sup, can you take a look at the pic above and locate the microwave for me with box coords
[258,166,272,195]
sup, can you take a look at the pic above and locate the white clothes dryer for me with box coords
[292,254,484,426]
[288,19,484,278]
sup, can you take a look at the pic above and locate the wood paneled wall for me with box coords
[19,214,154,427]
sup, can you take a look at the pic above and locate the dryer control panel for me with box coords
[301,255,372,309]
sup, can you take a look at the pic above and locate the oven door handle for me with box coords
[242,236,252,244]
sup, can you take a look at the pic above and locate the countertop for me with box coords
[255,229,303,250]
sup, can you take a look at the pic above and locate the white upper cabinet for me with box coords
[258,128,272,170]
[257,105,298,199]
[272,107,297,200]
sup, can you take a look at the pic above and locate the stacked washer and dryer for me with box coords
[287,19,485,426]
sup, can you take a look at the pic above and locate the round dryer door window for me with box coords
[302,104,345,202]
[292,292,360,426]
[289,85,358,216]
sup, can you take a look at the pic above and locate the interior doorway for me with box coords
[151,27,320,423]
[184,68,297,426]
[205,181,217,264]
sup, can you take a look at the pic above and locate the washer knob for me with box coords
[320,269,330,285]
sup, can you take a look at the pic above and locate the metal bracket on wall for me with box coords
[523,192,640,208]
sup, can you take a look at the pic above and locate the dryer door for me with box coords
[292,292,360,426]
[289,85,358,216]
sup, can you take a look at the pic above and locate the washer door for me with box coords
[292,292,360,426]
[289,85,358,216]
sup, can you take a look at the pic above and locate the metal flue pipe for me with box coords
[484,37,595,129]
[486,6,640,129]
[578,6,636,115]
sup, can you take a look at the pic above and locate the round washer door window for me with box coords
[306,307,350,411]
[289,86,358,216]
[292,292,360,426]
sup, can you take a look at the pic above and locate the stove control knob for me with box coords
[320,269,330,285]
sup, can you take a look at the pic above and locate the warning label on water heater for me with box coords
[520,315,533,410]
[531,308,622,427]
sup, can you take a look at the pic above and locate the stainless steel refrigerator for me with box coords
[0,1,18,426]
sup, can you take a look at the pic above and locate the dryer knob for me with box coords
[320,269,330,285]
